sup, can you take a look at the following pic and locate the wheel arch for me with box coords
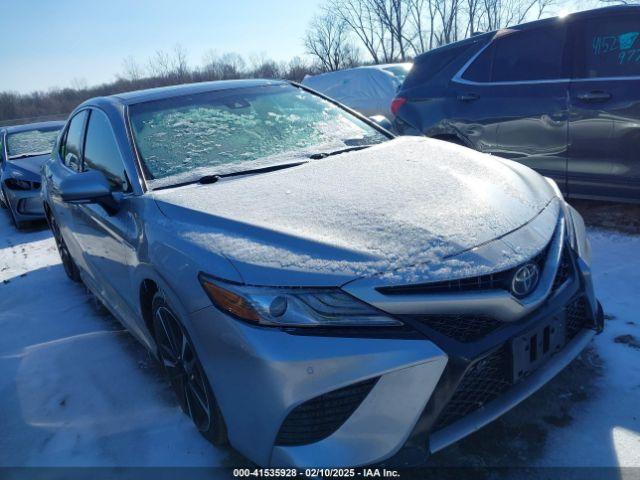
[140,278,159,341]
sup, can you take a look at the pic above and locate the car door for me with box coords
[46,110,89,262]
[567,11,640,201]
[72,108,141,329]
[455,20,570,191]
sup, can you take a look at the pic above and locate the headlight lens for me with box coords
[5,178,40,191]
[199,274,402,327]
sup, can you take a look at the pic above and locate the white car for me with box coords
[303,63,412,120]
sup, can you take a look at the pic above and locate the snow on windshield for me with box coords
[129,85,387,185]
[7,129,59,158]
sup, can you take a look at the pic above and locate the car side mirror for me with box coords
[59,170,120,212]
[368,115,393,132]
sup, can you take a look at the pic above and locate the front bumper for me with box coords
[188,244,601,468]
[4,186,45,222]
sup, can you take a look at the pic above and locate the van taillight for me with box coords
[390,97,407,116]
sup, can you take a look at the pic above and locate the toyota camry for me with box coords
[1,120,64,229]
[42,80,603,467]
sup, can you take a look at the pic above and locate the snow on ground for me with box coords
[0,204,639,471]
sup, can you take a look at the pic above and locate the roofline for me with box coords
[3,120,65,133]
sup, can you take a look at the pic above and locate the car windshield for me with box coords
[128,83,389,188]
[383,64,412,83]
[7,127,60,159]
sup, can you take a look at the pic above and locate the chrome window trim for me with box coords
[571,75,640,82]
[453,30,640,86]
[452,29,570,87]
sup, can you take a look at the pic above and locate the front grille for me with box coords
[566,297,590,340]
[433,347,512,431]
[376,244,550,297]
[412,314,503,343]
[432,295,592,432]
[275,377,378,446]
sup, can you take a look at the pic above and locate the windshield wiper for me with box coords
[308,145,373,160]
[9,151,49,160]
[152,161,308,191]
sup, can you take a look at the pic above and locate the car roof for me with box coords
[82,79,288,109]
[414,4,640,63]
[306,63,411,80]
[3,120,65,134]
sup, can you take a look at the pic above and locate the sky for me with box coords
[0,0,322,94]
[0,0,602,95]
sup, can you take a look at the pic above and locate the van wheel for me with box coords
[152,292,228,445]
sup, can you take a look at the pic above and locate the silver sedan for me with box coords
[42,80,603,468]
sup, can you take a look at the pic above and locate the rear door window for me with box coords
[576,14,640,78]
[463,24,567,82]
[61,111,88,171]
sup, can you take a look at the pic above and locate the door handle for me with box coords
[458,93,479,102]
[577,91,612,102]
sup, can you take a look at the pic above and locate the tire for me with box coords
[49,214,81,282]
[152,291,228,445]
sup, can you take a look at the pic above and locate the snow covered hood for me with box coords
[153,137,559,286]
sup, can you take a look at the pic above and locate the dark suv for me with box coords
[393,5,640,203]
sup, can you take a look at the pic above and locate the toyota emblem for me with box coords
[511,263,540,298]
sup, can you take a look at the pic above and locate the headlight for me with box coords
[544,176,579,252]
[199,274,402,327]
[565,205,590,263]
[5,178,40,191]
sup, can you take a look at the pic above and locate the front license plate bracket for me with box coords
[511,315,566,383]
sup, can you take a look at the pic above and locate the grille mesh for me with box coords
[414,315,503,343]
[275,377,378,446]
[433,347,512,431]
[566,297,589,340]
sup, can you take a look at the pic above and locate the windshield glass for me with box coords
[383,64,412,83]
[128,84,389,188]
[7,127,61,159]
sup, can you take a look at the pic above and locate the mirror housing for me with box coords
[59,170,120,212]
[368,115,393,132]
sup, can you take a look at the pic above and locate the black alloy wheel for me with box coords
[152,291,227,445]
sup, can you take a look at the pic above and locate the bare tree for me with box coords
[171,44,190,81]
[304,11,360,71]
[122,56,143,81]
[148,50,172,78]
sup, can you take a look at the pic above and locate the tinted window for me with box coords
[464,25,566,82]
[578,14,640,78]
[62,111,88,171]
[404,42,478,88]
[83,110,129,192]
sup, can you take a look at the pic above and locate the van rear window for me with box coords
[402,42,478,89]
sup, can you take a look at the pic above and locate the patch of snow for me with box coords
[1,208,639,469]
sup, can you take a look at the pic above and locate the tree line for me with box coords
[303,0,591,70]
[0,48,316,124]
[0,0,622,123]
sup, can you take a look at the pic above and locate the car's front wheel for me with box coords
[49,213,81,282]
[152,291,227,445]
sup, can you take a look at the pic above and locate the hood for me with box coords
[153,137,559,286]
[3,154,49,181]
